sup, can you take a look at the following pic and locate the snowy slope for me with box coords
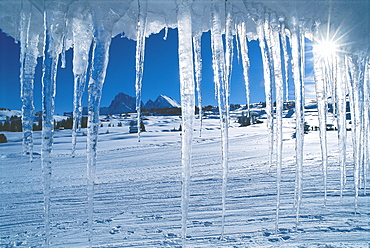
[0,113,369,247]
[0,109,68,123]
[0,109,21,121]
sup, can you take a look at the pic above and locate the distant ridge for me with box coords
[82,93,180,115]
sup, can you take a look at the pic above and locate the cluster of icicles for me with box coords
[14,0,369,246]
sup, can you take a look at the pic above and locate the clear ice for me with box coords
[19,2,38,161]
[177,0,195,242]
[135,0,147,142]
[210,0,230,238]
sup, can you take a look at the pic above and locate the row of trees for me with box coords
[0,116,22,132]
[0,116,88,132]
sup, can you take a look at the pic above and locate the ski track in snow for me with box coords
[1,116,369,247]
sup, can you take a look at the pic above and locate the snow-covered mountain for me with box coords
[143,95,180,110]
[88,93,181,115]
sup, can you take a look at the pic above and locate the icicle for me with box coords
[163,25,168,40]
[177,0,195,243]
[312,40,329,204]
[346,56,356,181]
[279,17,290,102]
[363,60,370,195]
[269,13,284,233]
[224,1,233,110]
[84,4,123,244]
[86,29,112,244]
[357,59,366,196]
[235,22,241,65]
[347,56,364,212]
[210,0,229,239]
[19,2,38,161]
[312,23,330,203]
[193,33,203,137]
[256,17,274,171]
[71,6,93,157]
[41,3,70,246]
[335,55,347,198]
[291,18,305,225]
[60,38,67,68]
[236,21,251,116]
[135,0,147,142]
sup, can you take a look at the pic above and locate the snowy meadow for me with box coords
[1,112,369,247]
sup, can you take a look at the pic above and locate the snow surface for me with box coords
[1,113,369,247]
[0,109,22,121]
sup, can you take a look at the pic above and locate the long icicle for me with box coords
[363,60,370,195]
[71,5,93,157]
[263,13,276,173]
[224,0,233,121]
[359,57,366,197]
[313,45,329,204]
[193,33,203,137]
[237,21,251,117]
[270,13,284,233]
[19,2,38,161]
[346,55,357,194]
[312,23,329,204]
[86,30,112,246]
[280,18,290,102]
[210,0,229,239]
[347,56,362,212]
[135,0,147,142]
[256,17,274,171]
[291,17,305,225]
[177,0,195,244]
[335,54,347,198]
[41,3,70,246]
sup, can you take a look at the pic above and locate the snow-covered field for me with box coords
[0,113,369,247]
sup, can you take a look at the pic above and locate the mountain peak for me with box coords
[100,93,180,114]
[107,92,137,114]
[144,95,180,110]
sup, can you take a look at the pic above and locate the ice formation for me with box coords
[0,0,369,246]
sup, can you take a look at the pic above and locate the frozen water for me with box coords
[135,0,147,142]
[19,2,39,161]
[290,18,305,224]
[71,4,93,157]
[193,33,203,137]
[268,13,284,232]
[236,21,251,116]
[312,33,329,203]
[177,0,195,242]
[210,0,230,239]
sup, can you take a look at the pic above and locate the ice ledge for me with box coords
[0,0,369,57]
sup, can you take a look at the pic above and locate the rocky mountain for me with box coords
[107,92,139,115]
[87,93,180,115]
[143,95,180,110]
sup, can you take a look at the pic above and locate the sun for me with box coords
[315,39,338,59]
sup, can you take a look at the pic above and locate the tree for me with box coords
[0,134,7,143]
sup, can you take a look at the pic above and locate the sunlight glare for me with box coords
[316,40,337,59]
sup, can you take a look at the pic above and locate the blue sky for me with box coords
[0,27,310,114]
